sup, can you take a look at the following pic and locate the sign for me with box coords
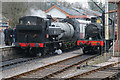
[0,22,8,31]
[0,22,8,27]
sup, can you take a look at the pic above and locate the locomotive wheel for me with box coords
[94,47,100,54]
[83,47,90,54]
[29,48,43,57]
[91,46,103,54]
[83,47,96,54]
[29,48,37,56]
[91,47,100,54]
[95,46,104,54]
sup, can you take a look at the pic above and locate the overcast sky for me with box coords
[65,0,105,8]
[65,0,105,3]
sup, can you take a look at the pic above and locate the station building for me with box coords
[45,5,101,19]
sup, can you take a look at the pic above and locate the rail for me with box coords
[4,54,98,80]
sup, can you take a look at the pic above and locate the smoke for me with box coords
[26,8,47,18]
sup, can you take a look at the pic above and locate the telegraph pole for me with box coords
[113,0,117,56]
[105,0,109,41]
[104,0,109,59]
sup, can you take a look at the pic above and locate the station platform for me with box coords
[0,45,14,49]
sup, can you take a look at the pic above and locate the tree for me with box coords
[71,2,82,9]
[88,1,105,13]
[2,2,51,27]
[2,2,28,28]
[108,3,117,24]
[2,0,71,27]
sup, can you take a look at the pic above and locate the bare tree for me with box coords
[88,1,105,13]
[71,2,82,9]
[2,2,28,27]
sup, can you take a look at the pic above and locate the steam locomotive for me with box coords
[77,17,114,54]
[14,15,90,56]
[13,14,114,56]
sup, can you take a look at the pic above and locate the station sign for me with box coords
[0,22,8,27]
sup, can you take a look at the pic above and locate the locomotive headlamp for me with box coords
[27,21,31,25]
[89,37,92,40]
[97,19,101,23]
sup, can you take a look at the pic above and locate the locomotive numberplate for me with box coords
[91,42,97,44]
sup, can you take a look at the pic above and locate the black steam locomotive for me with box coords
[77,17,114,54]
[77,0,115,54]
[14,15,83,56]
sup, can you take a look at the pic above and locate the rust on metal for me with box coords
[117,2,120,52]
[5,53,84,80]
[108,0,120,3]
[68,62,120,79]
[110,1,120,52]
[106,10,117,13]
[42,55,98,79]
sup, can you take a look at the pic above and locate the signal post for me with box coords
[109,0,120,54]
[117,2,120,52]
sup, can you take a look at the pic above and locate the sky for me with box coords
[64,0,105,8]
[65,0,105,3]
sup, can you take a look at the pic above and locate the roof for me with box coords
[45,5,84,16]
[45,5,102,18]
[83,8,102,16]
[72,7,102,16]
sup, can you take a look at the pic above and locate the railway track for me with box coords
[46,54,119,79]
[1,48,80,71]
[1,53,60,71]
[80,64,120,80]
[1,57,40,71]
[66,60,120,80]
[4,53,98,80]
